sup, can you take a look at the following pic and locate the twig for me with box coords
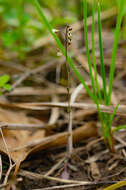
[3,163,15,185]
[7,87,83,96]
[4,61,57,94]
[0,61,28,72]
[14,102,126,115]
[10,72,30,91]
[68,83,83,156]
[0,155,2,181]
[44,157,65,177]
[85,144,125,163]
[0,122,51,130]
[19,169,92,184]
[0,128,12,168]
[102,167,126,180]
[114,135,126,146]
[0,128,15,185]
[20,169,117,187]
[32,181,116,190]
[48,95,59,125]
[0,183,8,188]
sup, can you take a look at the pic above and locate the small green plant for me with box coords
[82,0,124,151]
[83,0,124,151]
[0,74,11,94]
[32,0,124,152]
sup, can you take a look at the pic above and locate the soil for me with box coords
[16,137,126,190]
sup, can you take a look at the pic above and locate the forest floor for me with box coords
[0,12,126,190]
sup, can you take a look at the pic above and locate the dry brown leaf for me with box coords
[29,122,98,154]
[0,108,45,175]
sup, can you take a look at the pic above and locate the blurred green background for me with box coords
[0,0,125,59]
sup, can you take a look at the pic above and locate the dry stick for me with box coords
[4,60,57,94]
[0,128,15,185]
[32,182,116,190]
[0,155,2,181]
[19,169,92,185]
[44,157,65,177]
[3,163,15,185]
[7,87,82,96]
[102,167,126,180]
[20,169,117,186]
[85,144,124,164]
[15,102,126,115]
[0,61,28,72]
[48,95,59,125]
[0,123,49,130]
[114,135,126,146]
[0,183,8,188]
[68,83,84,156]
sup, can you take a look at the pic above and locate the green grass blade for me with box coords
[97,2,108,104]
[112,125,126,132]
[104,181,126,190]
[91,0,105,133]
[109,101,120,128]
[92,0,102,102]
[108,0,124,105]
[32,0,95,102]
[83,0,97,102]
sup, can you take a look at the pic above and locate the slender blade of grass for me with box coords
[92,0,102,102]
[32,0,95,102]
[108,0,124,105]
[91,0,105,136]
[109,101,120,129]
[97,2,108,105]
[83,0,97,102]
[104,181,126,190]
[112,125,126,133]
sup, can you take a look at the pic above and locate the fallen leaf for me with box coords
[0,108,45,175]
[29,122,98,154]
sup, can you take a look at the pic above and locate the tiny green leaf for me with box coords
[0,75,10,87]
[3,84,11,91]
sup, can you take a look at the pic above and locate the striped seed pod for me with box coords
[66,24,72,46]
